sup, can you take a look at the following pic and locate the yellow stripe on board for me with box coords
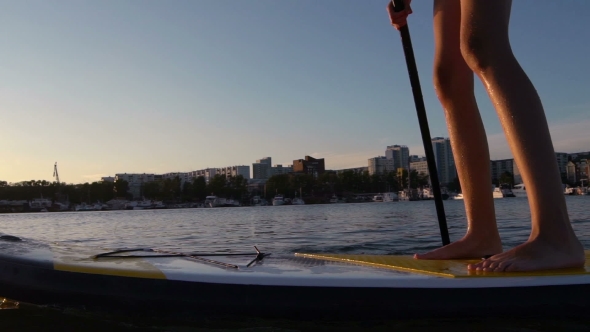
[54,258,167,280]
[295,251,590,278]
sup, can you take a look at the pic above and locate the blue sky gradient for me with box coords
[2,0,589,183]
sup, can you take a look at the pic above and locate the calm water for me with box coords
[2,196,590,255]
[2,196,590,331]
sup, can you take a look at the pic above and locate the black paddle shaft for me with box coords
[391,0,450,246]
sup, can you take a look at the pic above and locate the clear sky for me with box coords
[2,0,589,184]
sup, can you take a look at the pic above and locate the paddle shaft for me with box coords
[391,0,450,246]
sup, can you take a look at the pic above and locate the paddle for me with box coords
[390,0,450,246]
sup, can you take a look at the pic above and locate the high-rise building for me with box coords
[410,160,429,177]
[188,168,217,183]
[368,156,394,175]
[555,152,569,177]
[431,137,457,185]
[115,173,161,199]
[218,166,251,179]
[293,156,325,177]
[252,157,272,179]
[270,164,292,177]
[385,145,410,171]
[490,159,515,183]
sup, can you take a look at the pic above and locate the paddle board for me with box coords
[0,234,589,319]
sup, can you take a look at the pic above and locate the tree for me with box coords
[499,171,514,187]
[142,181,162,199]
[192,176,207,201]
[207,174,228,197]
[114,179,129,198]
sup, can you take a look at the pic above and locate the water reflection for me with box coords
[0,197,588,256]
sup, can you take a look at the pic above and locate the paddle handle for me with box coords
[391,0,450,246]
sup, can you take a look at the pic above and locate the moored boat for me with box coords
[272,194,285,206]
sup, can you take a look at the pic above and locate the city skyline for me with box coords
[6,143,589,186]
[2,1,589,184]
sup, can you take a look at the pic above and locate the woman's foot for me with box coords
[414,231,503,260]
[468,235,585,272]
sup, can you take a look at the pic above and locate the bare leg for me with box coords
[458,0,584,271]
[414,0,502,260]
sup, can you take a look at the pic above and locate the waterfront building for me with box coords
[115,173,162,199]
[410,160,429,177]
[431,137,457,185]
[368,156,394,176]
[162,172,191,184]
[386,145,410,171]
[293,156,325,177]
[490,159,515,184]
[188,168,217,183]
[218,165,251,179]
[409,155,426,163]
[252,157,272,179]
[335,166,368,174]
[556,152,569,177]
[270,164,292,177]
[564,159,589,185]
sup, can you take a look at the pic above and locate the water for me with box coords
[2,197,590,331]
[2,196,590,254]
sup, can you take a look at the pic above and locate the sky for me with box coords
[2,0,590,184]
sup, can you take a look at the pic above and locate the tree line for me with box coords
[0,170,434,204]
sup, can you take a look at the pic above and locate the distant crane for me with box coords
[53,162,60,184]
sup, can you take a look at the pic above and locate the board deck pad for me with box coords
[295,251,590,278]
[49,245,167,279]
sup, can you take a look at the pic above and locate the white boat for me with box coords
[204,196,223,208]
[75,203,98,211]
[512,183,527,198]
[134,200,155,210]
[272,194,285,206]
[29,198,53,212]
[451,193,464,200]
[492,186,504,199]
[420,188,434,200]
[251,196,266,206]
[224,199,241,207]
[292,197,305,205]
[372,194,384,202]
[153,201,166,209]
[383,192,399,202]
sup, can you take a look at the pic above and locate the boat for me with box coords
[492,186,504,199]
[223,199,241,207]
[1,234,590,320]
[251,196,267,206]
[329,195,339,203]
[372,194,384,202]
[75,203,97,212]
[451,193,464,200]
[204,196,225,208]
[272,194,285,206]
[28,197,53,212]
[383,192,399,202]
[499,184,516,197]
[420,188,434,200]
[512,183,527,198]
[292,197,305,205]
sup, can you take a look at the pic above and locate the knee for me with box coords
[432,61,466,105]
[460,33,512,74]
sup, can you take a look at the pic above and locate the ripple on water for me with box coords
[0,197,588,255]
